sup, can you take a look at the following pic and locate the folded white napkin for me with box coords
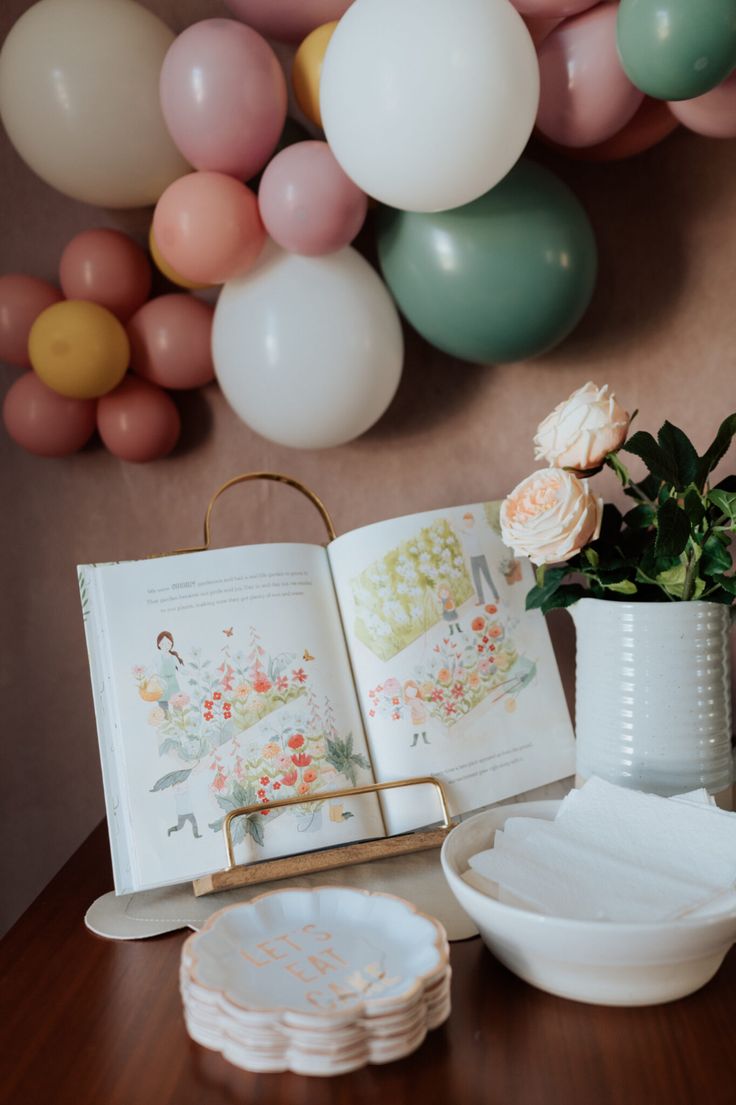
[465,778,736,923]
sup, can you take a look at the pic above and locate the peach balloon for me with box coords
[0,274,62,367]
[97,376,180,462]
[59,229,151,322]
[128,295,215,390]
[258,141,367,256]
[148,226,212,291]
[536,4,643,148]
[153,172,266,286]
[669,72,736,139]
[554,98,680,162]
[3,371,96,456]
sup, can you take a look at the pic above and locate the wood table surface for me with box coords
[1,823,735,1105]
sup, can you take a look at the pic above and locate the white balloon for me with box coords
[320,0,540,213]
[0,0,189,208]
[213,244,403,449]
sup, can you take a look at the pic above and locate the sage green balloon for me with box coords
[617,0,736,101]
[375,159,597,365]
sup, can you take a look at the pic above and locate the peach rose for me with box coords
[533,382,629,472]
[500,468,602,565]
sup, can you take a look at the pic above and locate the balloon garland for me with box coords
[1,0,735,459]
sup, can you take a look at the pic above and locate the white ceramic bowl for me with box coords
[441,801,736,1006]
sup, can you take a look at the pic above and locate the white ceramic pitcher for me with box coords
[569,599,734,808]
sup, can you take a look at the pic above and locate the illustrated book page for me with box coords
[328,504,576,835]
[79,543,385,894]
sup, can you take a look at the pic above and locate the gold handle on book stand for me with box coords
[153,471,337,557]
[221,775,453,869]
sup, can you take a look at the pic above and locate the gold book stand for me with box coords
[152,472,454,898]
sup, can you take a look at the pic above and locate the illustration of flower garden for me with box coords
[132,625,371,846]
[351,519,474,661]
[366,605,537,732]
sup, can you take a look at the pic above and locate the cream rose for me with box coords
[500,468,603,565]
[533,382,629,471]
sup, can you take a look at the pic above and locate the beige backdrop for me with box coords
[2,0,735,934]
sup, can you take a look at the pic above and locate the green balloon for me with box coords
[617,0,736,101]
[375,159,597,365]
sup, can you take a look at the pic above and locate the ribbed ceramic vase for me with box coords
[570,599,734,806]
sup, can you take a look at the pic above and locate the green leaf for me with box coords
[584,547,600,568]
[592,503,623,548]
[701,535,733,577]
[246,815,265,847]
[698,413,736,484]
[604,579,638,595]
[708,489,736,523]
[657,421,699,490]
[536,583,588,614]
[654,498,691,558]
[150,768,193,792]
[622,431,677,486]
[683,488,706,527]
[655,563,686,596]
[623,503,656,530]
[524,568,568,612]
[714,574,736,596]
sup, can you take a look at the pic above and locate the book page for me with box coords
[328,505,575,835]
[81,544,384,893]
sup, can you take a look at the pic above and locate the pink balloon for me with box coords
[523,14,564,47]
[128,295,215,390]
[3,371,96,456]
[258,141,368,256]
[97,376,180,462]
[669,72,736,138]
[223,0,352,42]
[160,20,287,181]
[59,229,152,323]
[153,172,266,285]
[513,0,597,15]
[536,4,644,148]
[0,275,63,367]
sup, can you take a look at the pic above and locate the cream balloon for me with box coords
[0,0,189,208]
[320,0,539,213]
[212,243,403,449]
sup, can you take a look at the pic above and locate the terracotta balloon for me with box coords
[291,21,338,127]
[29,300,130,399]
[0,0,189,207]
[153,172,266,286]
[59,229,151,322]
[536,4,644,148]
[223,0,352,42]
[3,371,97,456]
[97,376,180,462]
[523,14,563,47]
[669,72,736,138]
[128,295,215,390]
[549,97,680,161]
[0,274,62,367]
[148,227,212,291]
[258,141,367,256]
[160,20,287,180]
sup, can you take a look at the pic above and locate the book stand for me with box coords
[152,472,455,897]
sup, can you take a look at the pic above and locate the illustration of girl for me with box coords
[156,630,185,713]
[405,681,430,746]
[437,584,463,636]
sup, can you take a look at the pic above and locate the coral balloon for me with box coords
[3,371,97,456]
[59,229,151,323]
[29,300,130,399]
[376,159,597,364]
[153,172,266,286]
[292,21,338,127]
[128,295,215,390]
[0,275,62,367]
[320,0,539,212]
[617,0,736,102]
[223,0,352,42]
[0,0,189,207]
[552,98,680,161]
[97,376,180,462]
[212,243,403,449]
[148,227,211,291]
[537,4,643,148]
[160,20,287,180]
[258,142,367,256]
[669,72,736,138]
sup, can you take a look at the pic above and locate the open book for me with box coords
[79,502,575,894]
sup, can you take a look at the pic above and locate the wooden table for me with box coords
[1,824,735,1105]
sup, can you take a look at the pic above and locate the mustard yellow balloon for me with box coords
[29,300,130,399]
[292,21,338,128]
[148,226,212,291]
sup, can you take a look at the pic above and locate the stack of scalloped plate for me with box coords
[180,886,451,1076]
